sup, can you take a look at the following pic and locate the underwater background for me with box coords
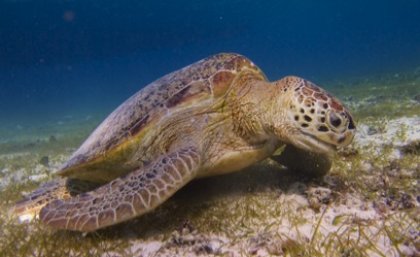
[1,0,419,128]
[0,1,419,256]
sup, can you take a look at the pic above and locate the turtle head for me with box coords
[272,76,356,154]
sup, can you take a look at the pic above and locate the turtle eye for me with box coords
[329,112,342,128]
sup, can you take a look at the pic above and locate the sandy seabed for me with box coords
[0,75,419,257]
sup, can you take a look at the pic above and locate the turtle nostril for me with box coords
[329,112,341,127]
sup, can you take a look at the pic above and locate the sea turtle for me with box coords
[12,53,356,232]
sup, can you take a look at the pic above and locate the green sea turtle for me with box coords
[12,53,355,232]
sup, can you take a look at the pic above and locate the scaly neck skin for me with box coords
[266,80,298,145]
[229,73,290,146]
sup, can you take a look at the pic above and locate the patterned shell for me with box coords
[60,53,266,172]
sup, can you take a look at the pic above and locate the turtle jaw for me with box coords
[290,130,337,156]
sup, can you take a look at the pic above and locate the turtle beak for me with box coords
[271,126,335,157]
[290,130,337,157]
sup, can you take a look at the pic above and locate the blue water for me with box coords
[1,0,419,125]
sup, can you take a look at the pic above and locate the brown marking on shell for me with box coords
[212,71,236,97]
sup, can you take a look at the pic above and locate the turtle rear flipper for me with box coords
[40,147,201,232]
[10,178,99,223]
[272,144,332,177]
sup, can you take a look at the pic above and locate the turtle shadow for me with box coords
[69,160,323,241]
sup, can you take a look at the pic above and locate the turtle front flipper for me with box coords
[10,178,99,223]
[40,147,201,232]
[271,144,332,177]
